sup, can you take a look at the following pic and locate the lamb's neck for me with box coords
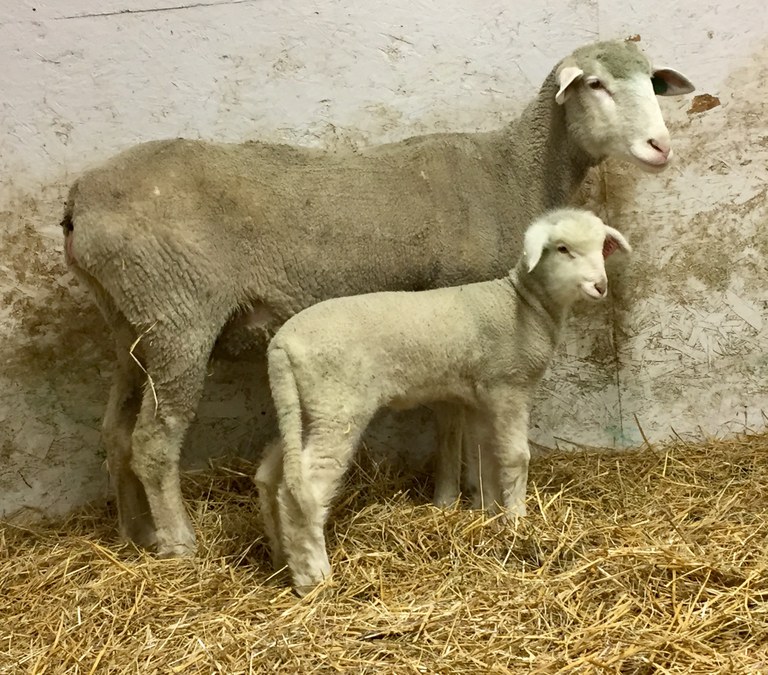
[501,70,597,210]
[506,262,571,344]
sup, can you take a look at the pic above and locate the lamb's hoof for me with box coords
[291,559,331,597]
[293,574,332,598]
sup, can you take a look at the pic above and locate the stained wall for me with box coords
[1,0,765,517]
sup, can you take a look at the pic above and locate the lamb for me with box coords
[256,208,631,593]
[61,39,692,558]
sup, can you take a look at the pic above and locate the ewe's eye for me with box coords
[556,244,570,255]
[587,78,604,90]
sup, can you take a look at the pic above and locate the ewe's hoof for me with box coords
[504,503,527,521]
[156,534,198,559]
[432,490,461,509]
[271,551,288,571]
[119,521,158,551]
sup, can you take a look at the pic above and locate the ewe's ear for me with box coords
[556,66,584,105]
[651,67,695,96]
[524,222,550,272]
[603,226,632,258]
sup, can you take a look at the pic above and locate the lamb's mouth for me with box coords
[630,150,671,173]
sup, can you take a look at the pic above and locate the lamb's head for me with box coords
[555,40,694,172]
[523,208,631,306]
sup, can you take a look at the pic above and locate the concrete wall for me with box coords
[1,0,766,519]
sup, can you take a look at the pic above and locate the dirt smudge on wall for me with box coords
[688,93,721,114]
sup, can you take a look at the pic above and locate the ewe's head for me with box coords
[523,208,631,305]
[555,40,694,172]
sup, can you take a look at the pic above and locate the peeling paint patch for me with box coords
[688,93,721,115]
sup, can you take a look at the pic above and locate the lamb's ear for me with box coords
[651,67,695,96]
[556,66,584,105]
[524,222,550,272]
[603,226,632,258]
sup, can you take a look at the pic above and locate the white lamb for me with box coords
[256,208,631,593]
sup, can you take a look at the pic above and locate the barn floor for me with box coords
[2,434,767,673]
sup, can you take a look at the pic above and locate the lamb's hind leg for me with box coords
[279,422,362,595]
[128,324,222,558]
[102,322,155,549]
[254,438,287,570]
[463,409,503,512]
[432,403,465,508]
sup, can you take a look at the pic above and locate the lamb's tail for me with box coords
[267,345,310,512]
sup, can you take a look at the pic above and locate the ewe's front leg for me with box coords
[432,403,465,508]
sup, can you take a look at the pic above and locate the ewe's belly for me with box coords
[211,303,283,360]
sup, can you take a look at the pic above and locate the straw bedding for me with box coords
[2,433,767,673]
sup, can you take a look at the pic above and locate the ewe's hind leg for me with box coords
[129,327,221,558]
[102,325,155,548]
[432,403,465,508]
[254,439,287,570]
[280,424,361,595]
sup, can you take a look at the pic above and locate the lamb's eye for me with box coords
[587,79,604,90]
[557,244,570,254]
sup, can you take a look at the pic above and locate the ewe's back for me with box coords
[69,134,526,303]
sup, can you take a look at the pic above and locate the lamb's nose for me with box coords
[594,280,607,296]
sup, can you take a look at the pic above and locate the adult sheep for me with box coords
[61,39,693,558]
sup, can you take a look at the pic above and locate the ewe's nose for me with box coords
[647,136,671,159]
[593,280,607,297]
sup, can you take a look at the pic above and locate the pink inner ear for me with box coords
[603,237,619,258]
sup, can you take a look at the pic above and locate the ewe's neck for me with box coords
[502,70,596,210]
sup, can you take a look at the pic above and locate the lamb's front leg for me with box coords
[488,398,531,519]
